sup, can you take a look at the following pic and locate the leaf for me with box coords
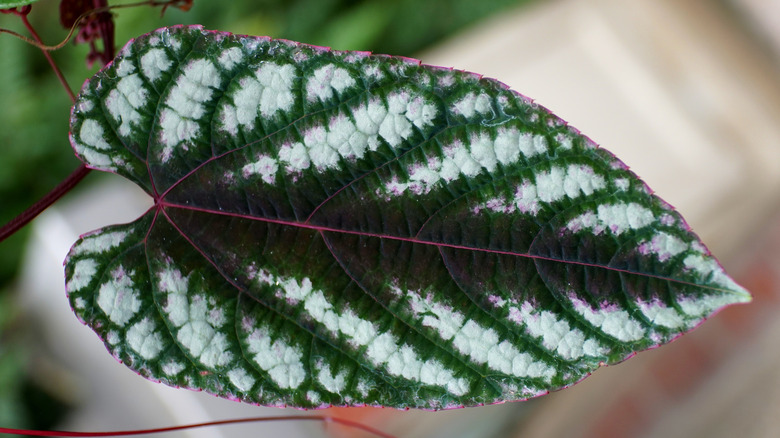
[0,0,38,8]
[65,25,750,409]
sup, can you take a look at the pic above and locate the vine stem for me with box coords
[0,164,91,244]
[0,6,91,245]
[0,415,397,438]
[20,9,76,102]
[0,1,188,53]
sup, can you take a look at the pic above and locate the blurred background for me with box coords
[1,0,779,436]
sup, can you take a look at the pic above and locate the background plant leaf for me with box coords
[65,25,750,409]
[0,0,39,9]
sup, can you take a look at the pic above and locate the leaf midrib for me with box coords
[154,200,731,295]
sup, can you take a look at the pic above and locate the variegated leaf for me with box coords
[65,25,750,409]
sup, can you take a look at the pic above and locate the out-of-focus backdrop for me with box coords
[1,0,779,437]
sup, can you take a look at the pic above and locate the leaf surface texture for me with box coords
[65,25,750,409]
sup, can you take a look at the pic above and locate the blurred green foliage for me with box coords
[0,0,534,431]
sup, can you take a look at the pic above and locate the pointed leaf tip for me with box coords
[66,25,750,410]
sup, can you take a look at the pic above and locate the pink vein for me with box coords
[156,201,733,294]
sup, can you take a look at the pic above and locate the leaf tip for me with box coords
[730,283,752,304]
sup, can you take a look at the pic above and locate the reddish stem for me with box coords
[0,6,92,245]
[0,164,91,244]
[0,415,396,438]
[20,11,76,102]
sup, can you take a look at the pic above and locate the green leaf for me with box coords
[65,25,750,409]
[0,0,38,8]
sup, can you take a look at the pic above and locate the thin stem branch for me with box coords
[0,415,397,438]
[0,7,91,244]
[0,164,91,244]
[20,12,76,102]
[0,0,190,53]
